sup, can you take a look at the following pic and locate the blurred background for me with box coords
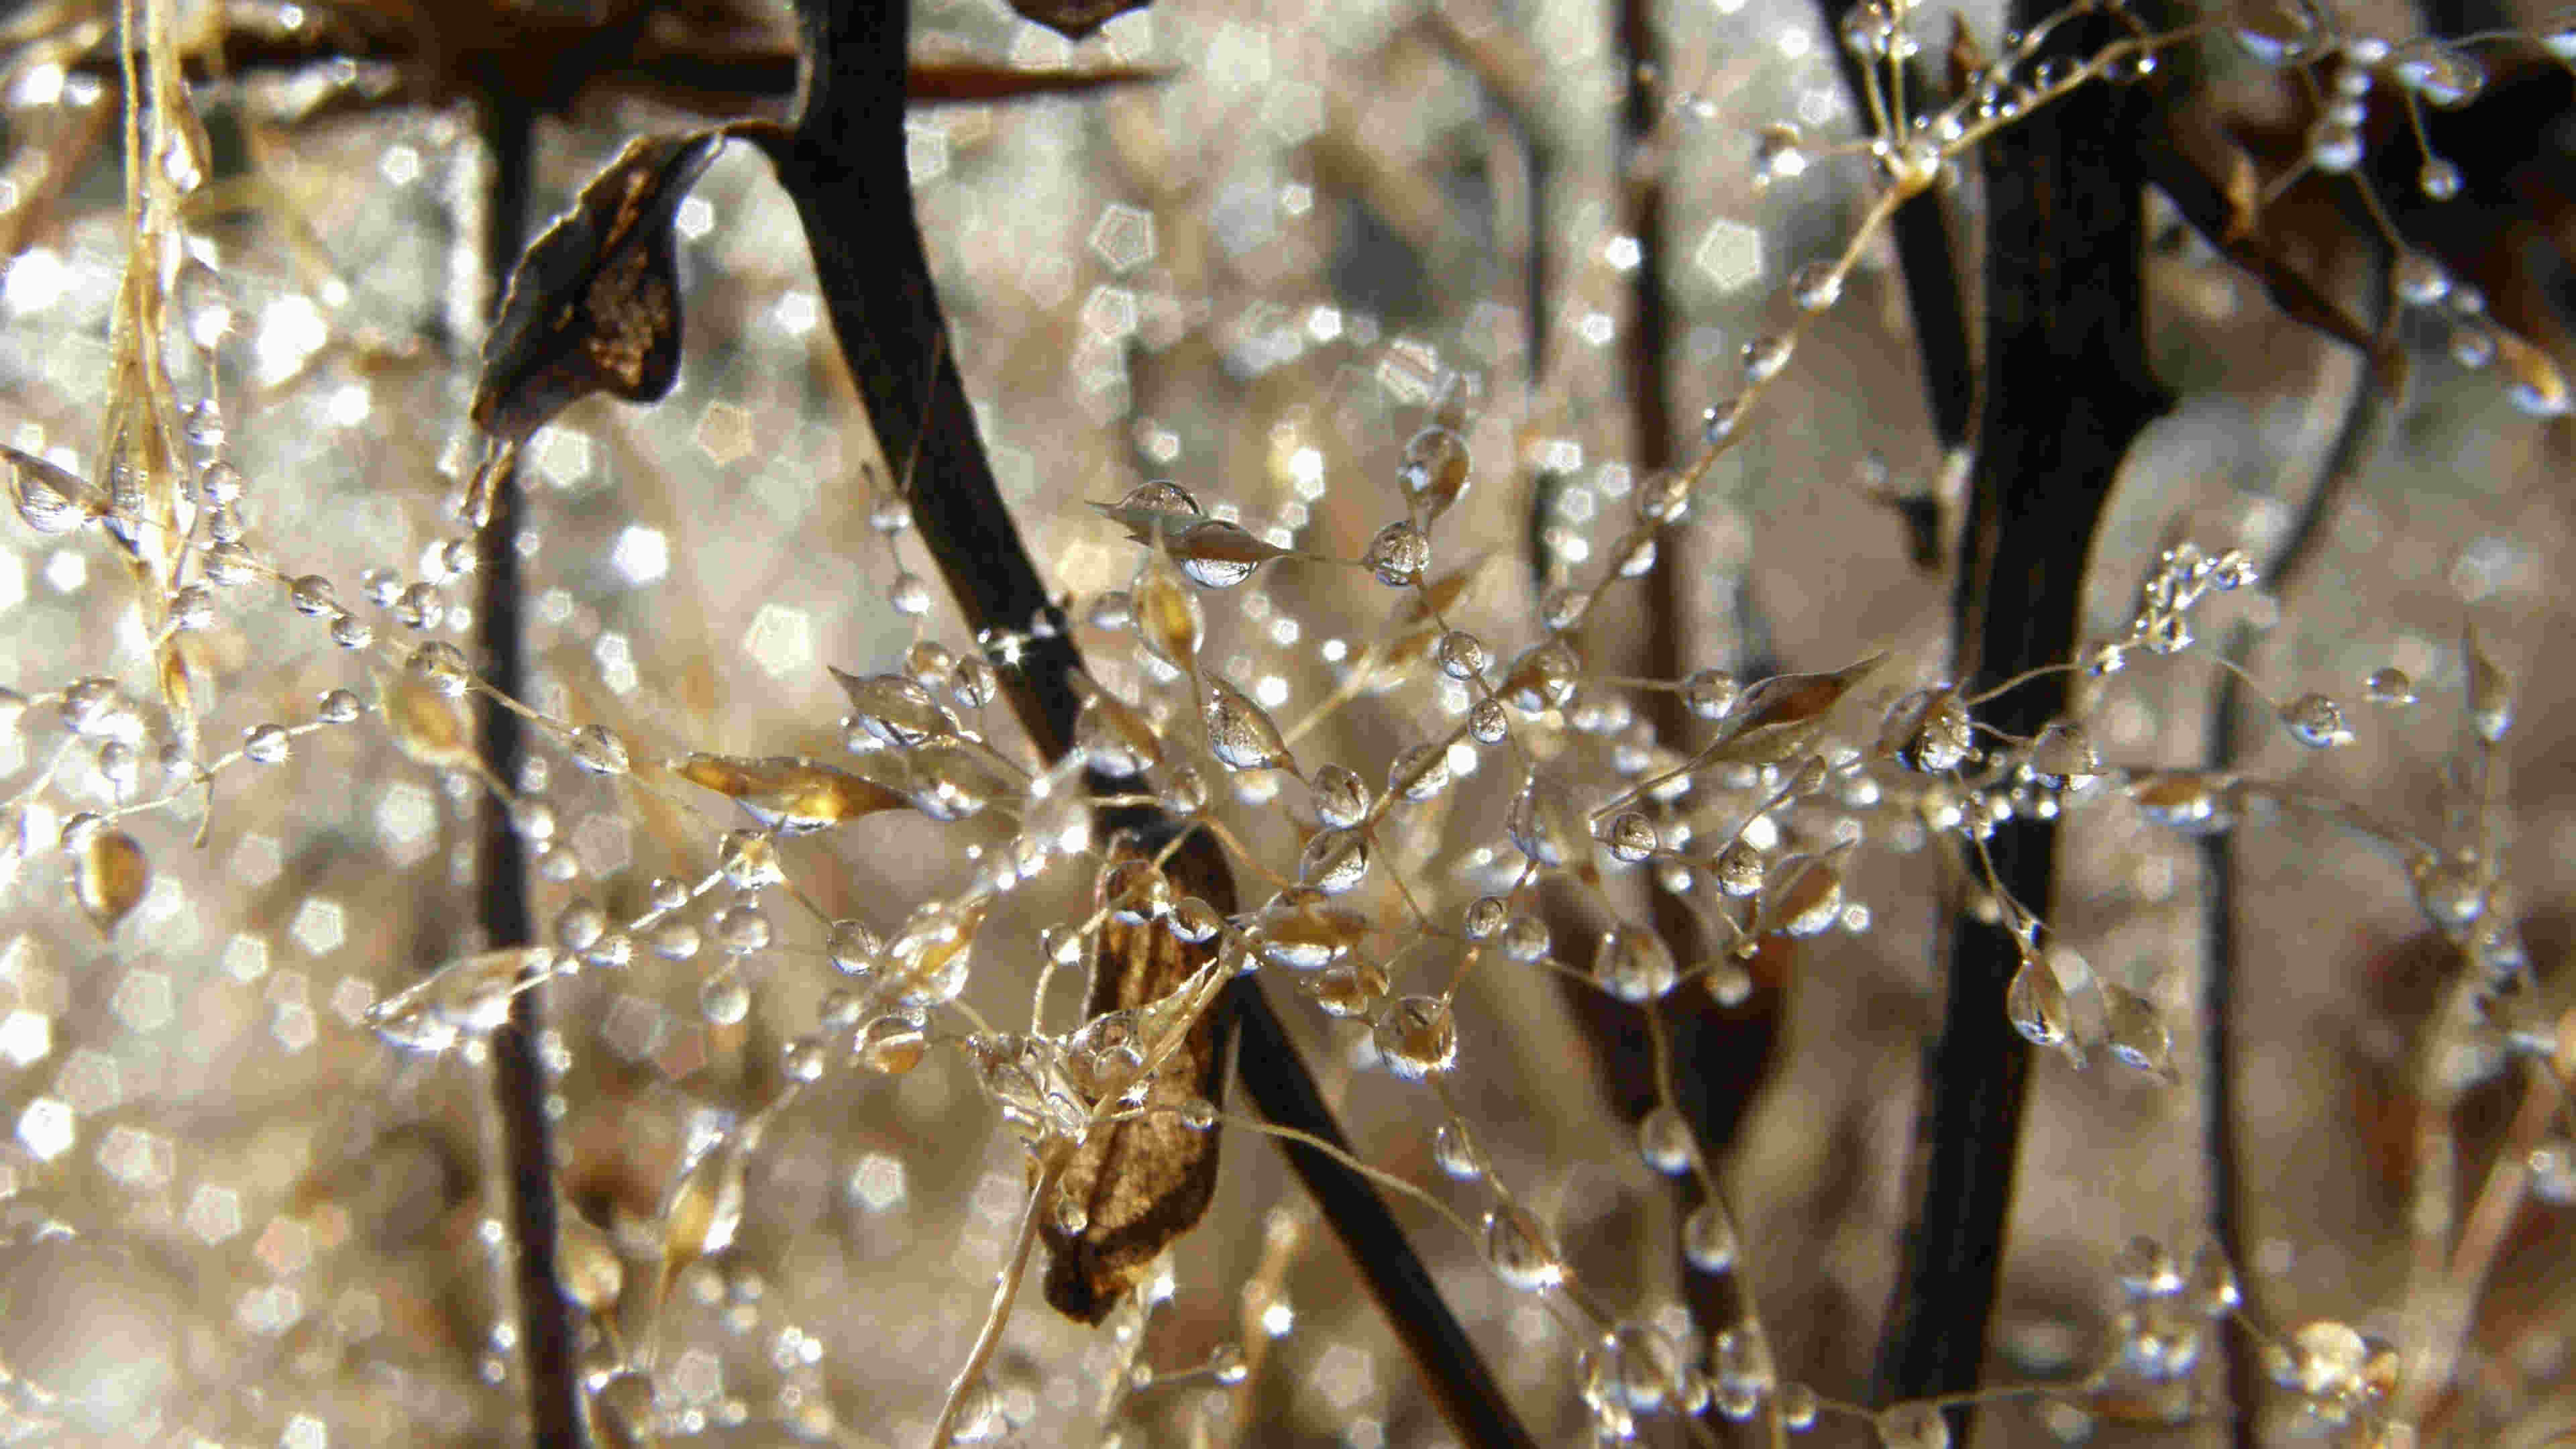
[0,0,2572,1443]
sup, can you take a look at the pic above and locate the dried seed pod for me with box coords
[1042,828,1234,1324]
[1130,553,1201,676]
[72,828,148,936]
[1168,518,1287,589]
[381,674,475,771]
[830,667,957,747]
[1713,653,1884,764]
[364,947,557,1054]
[673,754,906,833]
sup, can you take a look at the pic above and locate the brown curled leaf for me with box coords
[1005,0,1150,41]
[1042,828,1233,1324]
[471,129,727,445]
[1711,651,1884,765]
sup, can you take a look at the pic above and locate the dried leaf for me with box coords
[1005,0,1149,41]
[72,828,148,937]
[472,130,726,447]
[1043,829,1233,1323]
[673,754,906,833]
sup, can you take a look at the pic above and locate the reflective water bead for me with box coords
[1876,1402,1949,1449]
[855,1011,928,1073]
[1387,741,1452,803]
[2279,692,2353,747]
[555,900,608,953]
[1434,1116,1485,1179]
[568,724,630,775]
[712,904,772,955]
[1297,828,1371,894]
[1436,629,1488,682]
[1603,812,1659,863]
[1309,763,1370,828]
[1481,1201,1563,1291]
[2395,251,2450,305]
[204,542,256,586]
[286,574,337,616]
[1364,520,1431,587]
[2363,665,2415,706]
[700,975,751,1026]
[1741,333,1794,382]
[1635,1105,1695,1173]
[2112,1235,2182,1299]
[329,612,374,649]
[1500,914,1551,962]
[318,688,362,723]
[2418,157,2463,201]
[1788,260,1843,312]
[409,641,474,697]
[650,919,702,961]
[1595,922,1678,1002]
[1462,896,1508,940]
[1682,668,1739,720]
[1373,995,1456,1079]
[1682,1200,1738,1272]
[1468,698,1509,743]
[169,584,215,631]
[241,724,291,765]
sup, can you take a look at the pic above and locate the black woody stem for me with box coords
[769,4,1534,1443]
[1873,3,2169,1435]
[471,91,586,1448]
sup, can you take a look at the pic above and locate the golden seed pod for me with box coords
[380,673,474,769]
[72,828,149,937]
[673,754,906,833]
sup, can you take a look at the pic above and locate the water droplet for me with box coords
[1506,768,1587,869]
[568,724,630,775]
[286,574,337,616]
[408,641,473,697]
[2102,982,2171,1077]
[1469,698,1509,743]
[1635,1105,1695,1173]
[1788,260,1843,311]
[1876,1402,1950,1449]
[1398,427,1472,523]
[2028,719,2100,789]
[700,975,751,1025]
[2467,632,2514,742]
[1603,812,1659,864]
[1741,333,1794,382]
[318,688,362,724]
[855,1010,929,1073]
[1373,995,1457,1079]
[1297,828,1371,894]
[2113,1234,2182,1299]
[1435,629,1489,682]
[2005,957,2073,1049]
[1683,669,1740,720]
[1754,123,1808,184]
[2364,667,2416,705]
[1171,519,1277,588]
[1309,763,1371,828]
[1683,1200,1738,1272]
[1595,922,1679,1002]
[2418,156,2463,201]
[1202,679,1293,772]
[1209,1343,1248,1385]
[1481,1201,1564,1291]
[651,918,702,961]
[1712,839,1766,898]
[1434,1116,1486,1179]
[1364,520,1432,587]
[1881,686,1972,772]
[2279,692,2353,747]
[241,724,290,765]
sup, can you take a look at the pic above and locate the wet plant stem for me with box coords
[1872,0,2169,1431]
[769,3,1534,1442]
[470,91,585,1447]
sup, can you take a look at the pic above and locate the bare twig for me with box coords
[1874,0,2171,1430]
[469,91,585,1448]
[763,4,1535,1442]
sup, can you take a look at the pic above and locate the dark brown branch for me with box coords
[767,4,1534,1442]
[1872,0,2170,1432]
[1813,0,1976,453]
[470,92,586,1448]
